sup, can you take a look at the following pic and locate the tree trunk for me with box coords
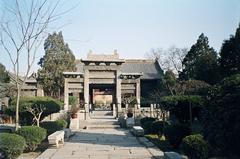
[36,118,40,127]
[15,83,20,131]
[58,88,61,100]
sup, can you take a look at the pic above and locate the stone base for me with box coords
[132,126,144,137]
[118,116,126,128]
[64,129,72,139]
[69,118,79,130]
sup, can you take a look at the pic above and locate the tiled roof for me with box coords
[121,60,163,79]
[75,59,163,79]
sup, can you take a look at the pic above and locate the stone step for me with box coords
[88,121,119,125]
[90,116,116,120]
[86,124,120,129]
[90,111,113,116]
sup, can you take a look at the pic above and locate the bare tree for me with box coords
[0,0,60,130]
[27,104,46,127]
[145,46,188,75]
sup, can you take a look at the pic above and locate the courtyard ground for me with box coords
[36,128,164,159]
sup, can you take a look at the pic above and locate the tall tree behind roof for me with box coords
[180,33,220,84]
[38,31,76,98]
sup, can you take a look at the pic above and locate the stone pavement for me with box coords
[37,128,164,159]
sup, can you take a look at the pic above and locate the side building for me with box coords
[8,73,44,97]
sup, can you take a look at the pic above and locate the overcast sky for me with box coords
[0,0,240,74]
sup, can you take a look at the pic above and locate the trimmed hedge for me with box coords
[182,134,209,159]
[150,121,169,135]
[165,123,191,149]
[0,133,26,159]
[6,97,63,125]
[40,119,67,135]
[16,126,46,151]
[140,117,156,134]
[161,95,205,123]
[140,117,156,125]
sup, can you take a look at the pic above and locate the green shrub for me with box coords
[0,133,26,159]
[161,95,205,123]
[140,117,156,125]
[182,134,209,159]
[16,126,46,151]
[40,119,67,135]
[143,121,155,134]
[69,96,78,106]
[6,97,63,125]
[150,121,169,135]
[165,123,191,148]
[56,119,68,129]
[140,117,156,134]
[202,74,240,156]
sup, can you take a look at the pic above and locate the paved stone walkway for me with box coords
[37,128,164,159]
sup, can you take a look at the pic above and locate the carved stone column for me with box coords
[64,78,69,111]
[113,104,116,117]
[150,104,154,117]
[116,70,122,116]
[136,80,141,109]
[84,69,89,119]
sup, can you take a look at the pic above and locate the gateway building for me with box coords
[63,51,163,118]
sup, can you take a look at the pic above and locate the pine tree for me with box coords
[38,32,76,97]
[180,33,219,84]
[0,63,10,83]
[219,24,240,78]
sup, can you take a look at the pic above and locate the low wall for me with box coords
[118,107,169,120]
[42,110,68,121]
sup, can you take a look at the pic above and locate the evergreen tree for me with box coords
[0,63,10,83]
[219,24,240,78]
[38,32,76,97]
[180,33,219,84]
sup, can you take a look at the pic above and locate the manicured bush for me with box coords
[6,97,63,125]
[40,119,67,135]
[165,123,191,148]
[0,133,26,159]
[140,117,156,125]
[16,126,46,151]
[182,134,209,159]
[161,95,205,123]
[143,121,154,134]
[150,121,169,135]
[56,119,68,129]
[140,117,156,133]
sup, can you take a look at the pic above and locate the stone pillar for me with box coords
[64,78,69,111]
[84,69,89,120]
[116,71,122,116]
[113,104,116,117]
[136,81,141,109]
[150,104,154,117]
